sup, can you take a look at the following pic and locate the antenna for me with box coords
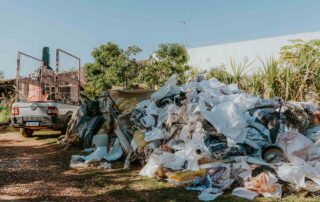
[180,20,188,48]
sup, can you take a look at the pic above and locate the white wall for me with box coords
[187,31,320,74]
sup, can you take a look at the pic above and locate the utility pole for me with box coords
[180,20,188,48]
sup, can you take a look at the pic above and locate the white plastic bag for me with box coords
[151,75,181,101]
[276,163,306,189]
[232,187,258,200]
[201,101,249,142]
[144,127,165,142]
[139,153,162,177]
[278,130,314,161]
[162,151,187,170]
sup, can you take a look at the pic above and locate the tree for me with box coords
[84,42,142,98]
[141,43,190,88]
[116,45,142,88]
[84,42,190,97]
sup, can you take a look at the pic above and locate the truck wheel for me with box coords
[21,128,34,137]
[61,115,72,135]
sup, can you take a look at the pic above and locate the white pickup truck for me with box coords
[11,101,78,137]
[11,47,85,137]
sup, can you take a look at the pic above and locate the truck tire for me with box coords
[61,114,72,135]
[21,128,34,137]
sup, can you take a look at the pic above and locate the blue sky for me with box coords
[1,0,320,78]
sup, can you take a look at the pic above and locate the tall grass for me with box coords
[247,71,263,96]
[229,57,253,84]
[203,54,320,102]
[259,57,280,99]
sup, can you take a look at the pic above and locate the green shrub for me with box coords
[0,108,9,123]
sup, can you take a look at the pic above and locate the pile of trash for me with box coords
[68,95,137,169]
[129,75,320,200]
[66,75,320,201]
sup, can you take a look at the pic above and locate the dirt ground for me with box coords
[0,130,200,202]
[0,130,319,202]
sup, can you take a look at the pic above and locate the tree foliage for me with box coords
[141,43,190,88]
[84,42,190,97]
[84,42,142,98]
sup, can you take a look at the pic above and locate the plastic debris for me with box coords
[168,169,206,184]
[92,134,109,147]
[67,74,320,201]
[99,162,112,169]
[70,137,123,168]
[244,172,281,197]
[232,187,259,200]
[201,101,249,142]
[198,191,222,201]
[128,75,320,201]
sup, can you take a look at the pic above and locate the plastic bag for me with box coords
[162,151,187,170]
[92,134,109,147]
[233,172,282,200]
[276,163,306,189]
[201,101,249,142]
[71,138,123,164]
[244,172,281,197]
[198,78,225,93]
[184,122,212,170]
[139,153,162,177]
[232,187,259,200]
[232,157,252,181]
[144,127,165,142]
[278,130,314,161]
[151,75,181,101]
[306,125,320,145]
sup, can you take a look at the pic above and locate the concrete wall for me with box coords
[187,31,320,74]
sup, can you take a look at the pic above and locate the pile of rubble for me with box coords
[68,75,320,201]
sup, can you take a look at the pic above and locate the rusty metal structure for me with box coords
[16,47,82,104]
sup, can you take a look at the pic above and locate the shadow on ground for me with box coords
[0,132,202,201]
[33,134,61,140]
[1,132,319,202]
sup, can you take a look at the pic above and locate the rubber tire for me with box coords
[21,128,34,137]
[61,115,72,135]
